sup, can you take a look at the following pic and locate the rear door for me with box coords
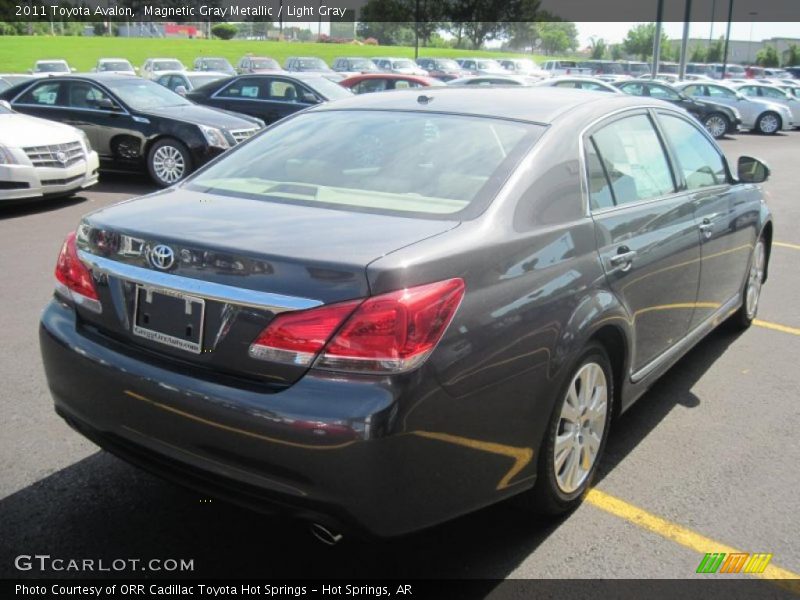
[655,110,757,330]
[207,76,276,122]
[586,110,702,374]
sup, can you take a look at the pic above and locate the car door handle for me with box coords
[609,248,637,271]
[699,218,714,238]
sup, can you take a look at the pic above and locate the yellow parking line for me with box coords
[754,320,800,336]
[585,489,800,592]
[774,242,800,251]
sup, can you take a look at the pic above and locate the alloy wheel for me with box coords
[759,113,779,134]
[704,115,727,138]
[553,362,608,494]
[745,240,766,319]
[152,145,186,184]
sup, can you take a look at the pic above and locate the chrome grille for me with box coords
[229,128,258,145]
[24,141,85,168]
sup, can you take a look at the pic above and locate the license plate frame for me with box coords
[132,284,205,354]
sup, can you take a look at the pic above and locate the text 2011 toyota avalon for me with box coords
[40,88,772,538]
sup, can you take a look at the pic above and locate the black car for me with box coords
[185,73,352,125]
[614,79,741,138]
[0,74,264,186]
[41,88,772,539]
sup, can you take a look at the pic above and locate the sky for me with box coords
[575,22,800,47]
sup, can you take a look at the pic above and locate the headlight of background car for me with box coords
[199,124,230,149]
[0,145,18,165]
[79,131,92,153]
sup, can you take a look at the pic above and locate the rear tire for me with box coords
[147,138,192,187]
[521,342,614,515]
[756,112,781,135]
[703,113,730,139]
[729,237,766,330]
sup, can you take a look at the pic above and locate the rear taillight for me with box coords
[54,231,102,314]
[249,300,361,366]
[249,278,465,374]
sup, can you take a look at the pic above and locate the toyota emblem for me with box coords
[149,244,175,270]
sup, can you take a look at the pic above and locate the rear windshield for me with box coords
[186,110,543,219]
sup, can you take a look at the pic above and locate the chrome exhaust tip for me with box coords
[309,522,344,546]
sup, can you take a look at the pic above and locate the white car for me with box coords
[533,76,623,93]
[94,58,137,75]
[732,81,800,128]
[140,58,186,80]
[0,101,99,202]
[29,60,74,75]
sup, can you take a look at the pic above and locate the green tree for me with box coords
[210,23,238,40]
[589,37,607,59]
[783,43,800,66]
[706,37,724,63]
[622,23,670,61]
[690,45,707,62]
[357,0,446,47]
[536,21,578,55]
[756,45,779,67]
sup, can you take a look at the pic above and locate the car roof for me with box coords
[309,86,667,125]
[342,73,434,82]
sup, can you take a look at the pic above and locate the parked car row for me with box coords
[3,52,798,203]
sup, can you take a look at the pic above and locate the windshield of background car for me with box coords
[477,60,503,70]
[391,60,416,69]
[204,59,232,71]
[306,77,353,100]
[105,79,191,110]
[436,59,461,70]
[187,110,544,219]
[154,61,184,71]
[252,59,279,69]
[36,62,68,72]
[351,59,378,71]
[188,74,225,88]
[100,62,132,71]
[298,58,329,70]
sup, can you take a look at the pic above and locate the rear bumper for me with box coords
[40,299,527,536]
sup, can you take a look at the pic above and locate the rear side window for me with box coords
[588,114,675,207]
[17,82,64,106]
[658,114,727,190]
[217,78,265,99]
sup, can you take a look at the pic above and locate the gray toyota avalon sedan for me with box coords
[40,87,772,539]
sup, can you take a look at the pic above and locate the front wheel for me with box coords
[523,342,613,515]
[703,113,730,139]
[756,112,781,135]
[147,138,192,187]
[729,238,766,330]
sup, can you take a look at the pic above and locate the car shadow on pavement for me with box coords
[0,327,742,580]
[0,194,88,219]
[596,325,743,483]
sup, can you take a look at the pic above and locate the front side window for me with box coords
[352,79,388,94]
[67,82,113,109]
[187,110,543,219]
[707,85,737,99]
[589,113,675,207]
[648,85,680,101]
[659,114,727,190]
[761,86,789,99]
[619,82,646,96]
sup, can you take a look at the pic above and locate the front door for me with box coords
[586,111,702,373]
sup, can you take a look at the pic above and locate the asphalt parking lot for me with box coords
[0,132,798,585]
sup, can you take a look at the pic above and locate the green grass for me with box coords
[0,35,558,73]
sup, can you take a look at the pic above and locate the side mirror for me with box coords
[96,98,121,111]
[737,156,770,183]
[175,85,188,97]
[0,100,13,111]
[300,92,320,104]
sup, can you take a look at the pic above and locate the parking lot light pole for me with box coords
[722,0,734,79]
[651,0,665,77]
[678,0,693,80]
